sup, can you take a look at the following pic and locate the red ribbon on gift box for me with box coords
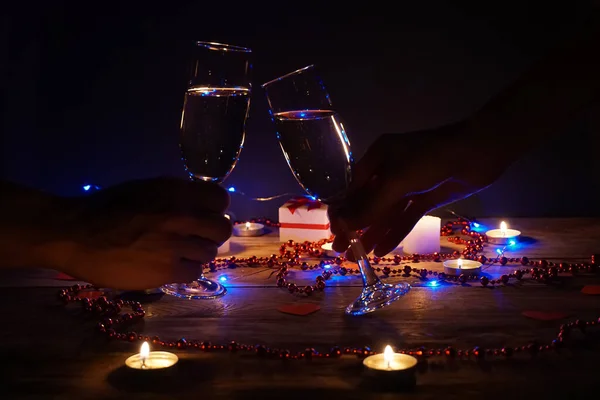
[279,222,331,230]
[286,196,322,215]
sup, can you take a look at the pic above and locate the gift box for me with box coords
[278,197,331,242]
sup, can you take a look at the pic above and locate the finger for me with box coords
[96,177,230,216]
[373,206,427,257]
[358,197,413,252]
[171,258,205,284]
[73,248,187,290]
[355,223,390,258]
[188,181,230,214]
[342,197,413,261]
[177,236,219,263]
[332,198,411,260]
[332,233,350,253]
[328,173,381,236]
[339,167,450,232]
[372,181,474,256]
[328,207,344,236]
[161,213,232,245]
[174,181,230,215]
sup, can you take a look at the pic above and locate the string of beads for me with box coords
[206,218,599,294]
[56,218,600,361]
[57,284,599,360]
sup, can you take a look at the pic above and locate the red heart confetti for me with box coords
[581,285,600,295]
[54,272,76,280]
[522,311,569,321]
[278,303,321,316]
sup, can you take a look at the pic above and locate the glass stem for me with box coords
[346,230,381,287]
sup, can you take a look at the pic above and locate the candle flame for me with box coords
[458,258,463,268]
[140,341,150,360]
[500,221,507,236]
[384,345,394,363]
[245,222,251,229]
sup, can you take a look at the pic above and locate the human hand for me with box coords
[329,121,505,260]
[56,177,231,290]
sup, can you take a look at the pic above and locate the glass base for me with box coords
[345,281,410,316]
[115,288,164,302]
[160,276,227,300]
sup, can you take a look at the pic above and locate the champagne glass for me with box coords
[161,41,252,300]
[262,65,410,315]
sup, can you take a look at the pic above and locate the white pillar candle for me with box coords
[321,242,340,258]
[218,239,231,254]
[401,215,441,254]
[218,214,232,254]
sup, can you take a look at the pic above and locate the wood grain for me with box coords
[1,218,600,399]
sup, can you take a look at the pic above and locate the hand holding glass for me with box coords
[262,65,410,315]
[161,41,252,300]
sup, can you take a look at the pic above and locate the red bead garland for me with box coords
[56,218,600,363]
[218,218,598,292]
[57,284,599,361]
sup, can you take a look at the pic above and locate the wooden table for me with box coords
[2,218,600,399]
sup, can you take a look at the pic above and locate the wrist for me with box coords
[35,240,81,272]
[0,183,79,270]
[453,119,514,183]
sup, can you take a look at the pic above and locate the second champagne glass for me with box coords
[160,41,252,300]
[262,65,410,315]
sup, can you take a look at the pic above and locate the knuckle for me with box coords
[215,216,233,243]
[204,245,218,262]
[213,183,230,202]
[372,134,396,151]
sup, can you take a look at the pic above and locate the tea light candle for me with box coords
[401,215,441,255]
[485,221,521,245]
[363,345,417,388]
[233,221,265,237]
[321,242,340,257]
[443,257,482,276]
[125,342,178,370]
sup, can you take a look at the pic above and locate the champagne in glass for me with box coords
[161,41,252,300]
[180,86,250,182]
[262,65,410,315]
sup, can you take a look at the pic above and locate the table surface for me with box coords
[2,217,600,400]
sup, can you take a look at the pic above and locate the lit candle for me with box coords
[443,257,482,276]
[384,345,394,369]
[321,242,340,258]
[233,221,265,237]
[363,345,417,388]
[400,215,441,255]
[485,221,521,245]
[125,342,178,370]
[218,214,232,254]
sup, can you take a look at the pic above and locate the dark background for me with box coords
[3,1,599,221]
